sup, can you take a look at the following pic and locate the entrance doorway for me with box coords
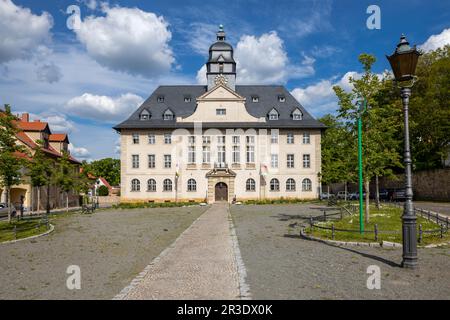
[215,182,228,202]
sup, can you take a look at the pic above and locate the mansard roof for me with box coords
[113,85,326,131]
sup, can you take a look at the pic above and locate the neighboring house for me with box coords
[0,112,81,211]
[94,177,118,195]
[114,27,325,203]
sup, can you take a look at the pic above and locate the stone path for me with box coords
[118,203,242,300]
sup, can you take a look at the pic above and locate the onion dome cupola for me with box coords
[206,25,237,91]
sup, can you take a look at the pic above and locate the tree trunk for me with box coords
[327,185,330,194]
[7,187,11,223]
[66,192,69,212]
[37,187,41,215]
[375,175,380,209]
[344,182,347,201]
[364,179,370,223]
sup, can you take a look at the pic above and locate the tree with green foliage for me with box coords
[333,54,402,222]
[319,114,356,196]
[54,151,76,212]
[0,105,26,222]
[82,158,120,186]
[27,140,54,215]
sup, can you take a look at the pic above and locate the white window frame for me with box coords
[271,154,278,168]
[232,145,240,163]
[287,154,295,168]
[246,178,256,191]
[132,155,139,169]
[287,133,294,144]
[163,179,172,191]
[188,146,196,164]
[164,133,172,144]
[286,178,296,191]
[148,154,155,168]
[164,154,172,168]
[202,146,211,163]
[187,179,197,192]
[270,178,280,191]
[131,179,140,192]
[303,154,311,168]
[148,134,156,144]
[147,179,156,192]
[303,132,310,144]
[216,108,226,115]
[302,178,312,191]
[132,133,139,144]
[271,131,278,144]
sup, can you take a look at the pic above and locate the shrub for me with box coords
[98,185,109,196]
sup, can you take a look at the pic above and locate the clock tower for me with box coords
[206,25,237,91]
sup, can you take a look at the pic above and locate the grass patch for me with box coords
[113,201,203,210]
[303,204,450,246]
[242,198,320,205]
[0,218,50,242]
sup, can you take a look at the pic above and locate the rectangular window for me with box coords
[202,146,211,163]
[271,154,278,168]
[232,136,240,144]
[303,132,311,144]
[217,136,225,144]
[148,134,155,144]
[164,155,172,168]
[188,146,196,163]
[232,145,240,163]
[271,131,278,144]
[217,146,226,164]
[184,96,191,102]
[287,154,295,168]
[246,146,255,163]
[202,136,211,144]
[148,154,155,168]
[216,108,226,115]
[287,133,294,144]
[157,96,164,103]
[132,133,139,144]
[303,154,311,168]
[246,136,255,144]
[164,133,172,144]
[188,136,196,144]
[132,155,139,168]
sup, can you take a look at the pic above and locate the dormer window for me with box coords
[139,109,151,120]
[184,96,191,103]
[278,95,286,102]
[268,108,279,120]
[292,108,303,120]
[252,96,259,102]
[157,96,165,103]
[163,109,174,120]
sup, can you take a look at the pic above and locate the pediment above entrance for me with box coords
[206,168,237,178]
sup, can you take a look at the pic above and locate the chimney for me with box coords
[21,113,29,122]
[34,119,41,122]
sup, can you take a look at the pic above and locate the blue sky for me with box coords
[0,0,449,161]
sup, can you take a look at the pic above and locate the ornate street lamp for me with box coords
[386,34,422,269]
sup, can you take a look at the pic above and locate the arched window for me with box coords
[268,108,279,120]
[131,179,140,192]
[302,178,312,191]
[139,109,151,120]
[187,179,197,192]
[292,108,303,120]
[286,178,296,191]
[246,178,256,191]
[147,179,156,192]
[163,109,174,120]
[163,179,172,191]
[270,178,280,191]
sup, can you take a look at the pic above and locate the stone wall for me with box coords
[324,168,450,201]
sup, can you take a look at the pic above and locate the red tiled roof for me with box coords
[16,121,49,132]
[49,133,68,142]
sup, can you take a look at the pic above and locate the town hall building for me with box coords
[114,26,325,203]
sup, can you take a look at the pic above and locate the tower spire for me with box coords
[217,24,226,41]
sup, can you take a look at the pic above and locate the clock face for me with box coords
[214,74,228,86]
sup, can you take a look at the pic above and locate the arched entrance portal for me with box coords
[215,182,228,202]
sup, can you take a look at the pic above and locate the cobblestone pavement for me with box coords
[0,206,207,299]
[231,204,450,300]
[121,203,241,300]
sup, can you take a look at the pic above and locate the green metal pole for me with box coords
[358,100,366,234]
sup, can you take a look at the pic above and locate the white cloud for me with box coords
[196,31,315,85]
[69,143,91,160]
[78,0,98,10]
[0,0,53,64]
[74,5,174,77]
[420,28,450,52]
[188,22,218,56]
[291,72,362,116]
[65,93,144,122]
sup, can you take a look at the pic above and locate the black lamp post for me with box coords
[386,34,422,269]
